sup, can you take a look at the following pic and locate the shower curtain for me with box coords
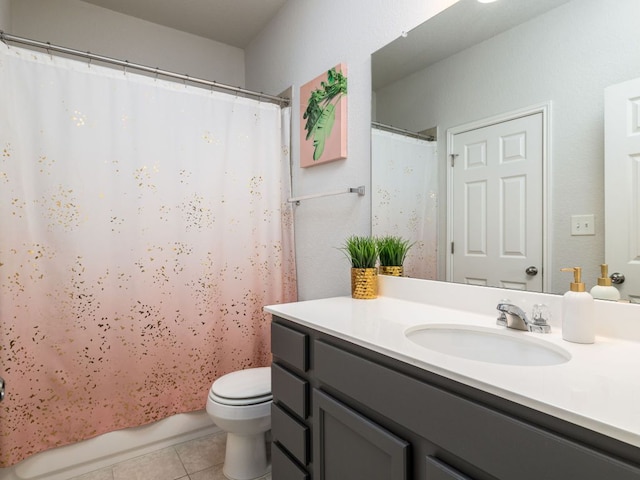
[371,128,438,279]
[0,44,297,467]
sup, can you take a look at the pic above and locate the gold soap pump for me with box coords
[560,266,595,344]
[589,264,621,301]
[560,266,585,292]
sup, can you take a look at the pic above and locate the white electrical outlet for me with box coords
[571,214,595,236]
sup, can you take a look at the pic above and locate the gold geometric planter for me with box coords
[351,267,378,299]
[379,265,403,277]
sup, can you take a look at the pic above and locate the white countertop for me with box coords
[265,277,640,449]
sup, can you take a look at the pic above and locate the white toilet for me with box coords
[206,366,272,480]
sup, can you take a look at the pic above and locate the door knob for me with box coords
[525,266,538,276]
[610,272,625,284]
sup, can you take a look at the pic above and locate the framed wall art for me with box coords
[299,63,348,167]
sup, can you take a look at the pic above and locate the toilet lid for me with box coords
[210,367,272,406]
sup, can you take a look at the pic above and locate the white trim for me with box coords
[446,102,552,292]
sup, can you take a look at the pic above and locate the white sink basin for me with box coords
[405,324,571,366]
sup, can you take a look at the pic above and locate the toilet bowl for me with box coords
[206,367,272,480]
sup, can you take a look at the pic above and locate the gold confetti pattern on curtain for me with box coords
[0,44,297,467]
[371,128,438,279]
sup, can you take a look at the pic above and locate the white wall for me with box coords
[245,0,457,300]
[373,0,639,293]
[9,0,244,85]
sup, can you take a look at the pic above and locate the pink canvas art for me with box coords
[300,63,348,167]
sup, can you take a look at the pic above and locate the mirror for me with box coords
[371,0,639,297]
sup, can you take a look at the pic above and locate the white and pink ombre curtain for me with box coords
[0,44,297,467]
[371,128,438,280]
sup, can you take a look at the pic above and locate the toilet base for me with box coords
[223,431,270,480]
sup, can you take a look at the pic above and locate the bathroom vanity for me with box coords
[265,277,640,480]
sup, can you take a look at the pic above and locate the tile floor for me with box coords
[68,432,272,480]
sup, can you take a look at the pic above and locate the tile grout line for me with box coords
[173,445,188,480]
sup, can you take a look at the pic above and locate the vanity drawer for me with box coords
[272,403,310,465]
[272,321,309,372]
[272,362,309,419]
[272,442,310,480]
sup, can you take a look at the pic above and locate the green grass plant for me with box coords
[376,236,414,267]
[341,235,378,269]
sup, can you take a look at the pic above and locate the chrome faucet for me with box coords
[496,302,551,333]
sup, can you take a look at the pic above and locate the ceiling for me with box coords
[372,0,570,90]
[81,0,288,48]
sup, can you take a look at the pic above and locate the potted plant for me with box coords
[341,235,378,299]
[376,236,414,277]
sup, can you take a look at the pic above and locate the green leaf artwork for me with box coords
[302,67,347,161]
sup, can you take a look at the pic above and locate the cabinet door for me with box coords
[313,389,409,480]
[425,456,474,480]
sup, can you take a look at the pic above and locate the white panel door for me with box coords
[450,113,543,291]
[605,77,640,303]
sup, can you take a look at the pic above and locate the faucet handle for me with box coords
[532,304,550,324]
[496,298,511,326]
[530,304,551,333]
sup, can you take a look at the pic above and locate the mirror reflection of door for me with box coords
[448,111,544,291]
[605,77,640,303]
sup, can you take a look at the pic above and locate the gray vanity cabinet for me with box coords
[270,316,640,480]
[271,319,410,480]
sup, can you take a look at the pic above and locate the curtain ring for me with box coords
[46,42,52,60]
[154,68,159,81]
[87,56,92,69]
[123,60,129,76]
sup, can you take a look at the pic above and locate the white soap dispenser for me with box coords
[560,267,595,344]
[590,264,621,301]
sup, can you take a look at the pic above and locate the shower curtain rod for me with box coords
[372,121,435,141]
[0,31,290,106]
